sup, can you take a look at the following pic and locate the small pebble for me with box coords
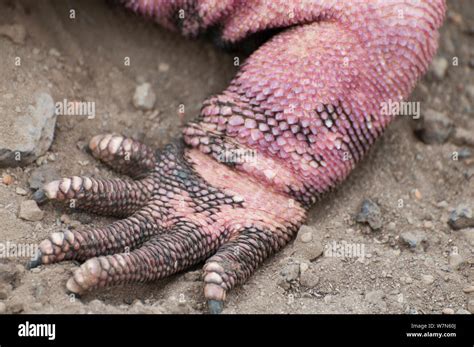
[430,57,448,80]
[0,302,6,314]
[448,204,474,230]
[18,200,44,221]
[133,83,156,110]
[462,285,474,294]
[442,308,454,315]
[423,221,434,230]
[355,199,383,231]
[2,174,13,185]
[158,63,170,72]
[399,231,427,250]
[449,253,465,269]
[15,187,27,195]
[421,274,435,285]
[412,189,422,200]
[436,201,449,208]
[456,309,471,315]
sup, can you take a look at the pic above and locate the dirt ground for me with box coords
[0,0,472,314]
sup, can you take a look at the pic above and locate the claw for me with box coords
[26,250,43,269]
[207,300,224,314]
[32,188,48,205]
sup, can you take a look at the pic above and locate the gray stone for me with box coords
[356,199,383,231]
[18,200,44,221]
[400,231,427,250]
[414,109,454,144]
[448,204,474,230]
[0,302,6,314]
[0,92,56,167]
[133,83,156,110]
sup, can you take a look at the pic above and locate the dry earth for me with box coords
[0,0,472,314]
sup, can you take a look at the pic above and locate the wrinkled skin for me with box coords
[29,0,446,313]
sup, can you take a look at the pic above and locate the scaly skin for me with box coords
[29,0,446,313]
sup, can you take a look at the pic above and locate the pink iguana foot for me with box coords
[29,0,446,313]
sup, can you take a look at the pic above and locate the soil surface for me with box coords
[0,0,472,314]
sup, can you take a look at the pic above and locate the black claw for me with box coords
[26,251,42,269]
[207,300,224,314]
[32,189,48,205]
